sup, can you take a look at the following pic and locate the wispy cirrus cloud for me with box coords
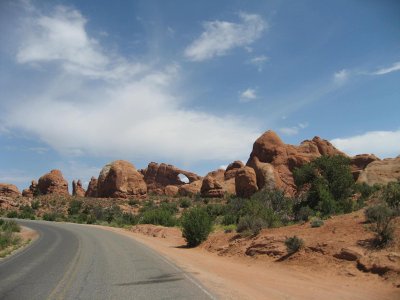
[184,12,267,61]
[331,130,400,158]
[370,61,400,75]
[249,55,268,71]
[278,122,308,136]
[333,69,349,84]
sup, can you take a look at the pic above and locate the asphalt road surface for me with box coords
[0,220,214,300]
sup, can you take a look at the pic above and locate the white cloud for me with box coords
[3,4,261,164]
[184,12,267,61]
[239,88,257,102]
[278,122,308,136]
[333,69,349,84]
[371,61,400,75]
[249,55,268,71]
[331,130,400,158]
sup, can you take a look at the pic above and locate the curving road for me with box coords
[0,220,214,300]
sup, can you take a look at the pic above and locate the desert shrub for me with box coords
[0,219,3,226]
[18,205,35,219]
[365,204,395,247]
[31,200,40,210]
[222,214,237,226]
[42,212,58,221]
[159,201,179,214]
[0,231,21,250]
[383,181,400,213]
[128,199,139,206]
[140,208,176,227]
[310,218,324,228]
[6,211,18,218]
[295,206,314,221]
[355,183,377,200]
[293,155,355,216]
[181,207,212,247]
[104,205,122,223]
[236,215,265,236]
[86,214,97,224]
[1,220,21,232]
[179,198,192,208]
[285,236,304,254]
[68,200,83,215]
[206,204,226,219]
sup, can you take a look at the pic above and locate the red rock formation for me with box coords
[178,180,202,197]
[357,157,400,185]
[22,180,38,197]
[224,160,245,180]
[0,183,21,198]
[142,162,201,195]
[164,185,179,197]
[200,169,236,198]
[235,167,258,198]
[350,154,380,180]
[37,170,69,196]
[85,177,98,197]
[246,130,345,196]
[72,179,86,197]
[97,160,147,198]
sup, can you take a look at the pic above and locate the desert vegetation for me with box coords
[0,219,22,257]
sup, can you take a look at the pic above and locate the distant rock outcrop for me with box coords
[37,170,69,196]
[97,160,147,198]
[141,162,201,195]
[224,161,244,180]
[235,167,258,198]
[72,179,86,197]
[357,157,400,185]
[22,180,38,197]
[0,183,21,198]
[246,130,345,196]
[200,169,236,198]
[85,177,98,197]
[178,180,202,197]
[350,154,380,180]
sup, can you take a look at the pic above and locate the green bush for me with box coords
[383,181,400,213]
[222,214,237,226]
[365,204,395,247]
[140,208,176,227]
[179,198,192,208]
[128,199,139,206]
[18,205,36,219]
[294,155,355,216]
[285,236,304,254]
[6,211,18,218]
[1,220,21,232]
[31,200,40,210]
[310,218,324,228]
[43,212,58,221]
[0,231,21,251]
[295,206,314,222]
[181,207,213,247]
[236,215,265,236]
[68,200,83,215]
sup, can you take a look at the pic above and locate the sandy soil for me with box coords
[98,214,400,300]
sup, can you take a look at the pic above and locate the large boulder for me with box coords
[357,157,400,185]
[85,177,98,197]
[97,160,147,198]
[224,161,245,180]
[0,183,21,198]
[235,167,258,198]
[350,154,380,180]
[72,179,86,197]
[22,180,38,197]
[178,180,202,197]
[201,171,225,198]
[37,170,69,196]
[142,162,201,195]
[246,130,345,196]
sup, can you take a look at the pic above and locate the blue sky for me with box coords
[0,0,399,191]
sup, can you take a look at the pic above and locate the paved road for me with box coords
[0,220,214,300]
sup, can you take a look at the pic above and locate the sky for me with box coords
[0,0,399,191]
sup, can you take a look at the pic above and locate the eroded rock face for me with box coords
[97,160,147,198]
[235,167,258,198]
[142,162,201,195]
[224,160,245,180]
[350,154,380,180]
[37,170,69,196]
[201,171,225,198]
[246,130,345,196]
[357,157,400,185]
[85,177,98,197]
[0,183,21,198]
[72,179,86,197]
[22,180,38,197]
[178,180,202,197]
